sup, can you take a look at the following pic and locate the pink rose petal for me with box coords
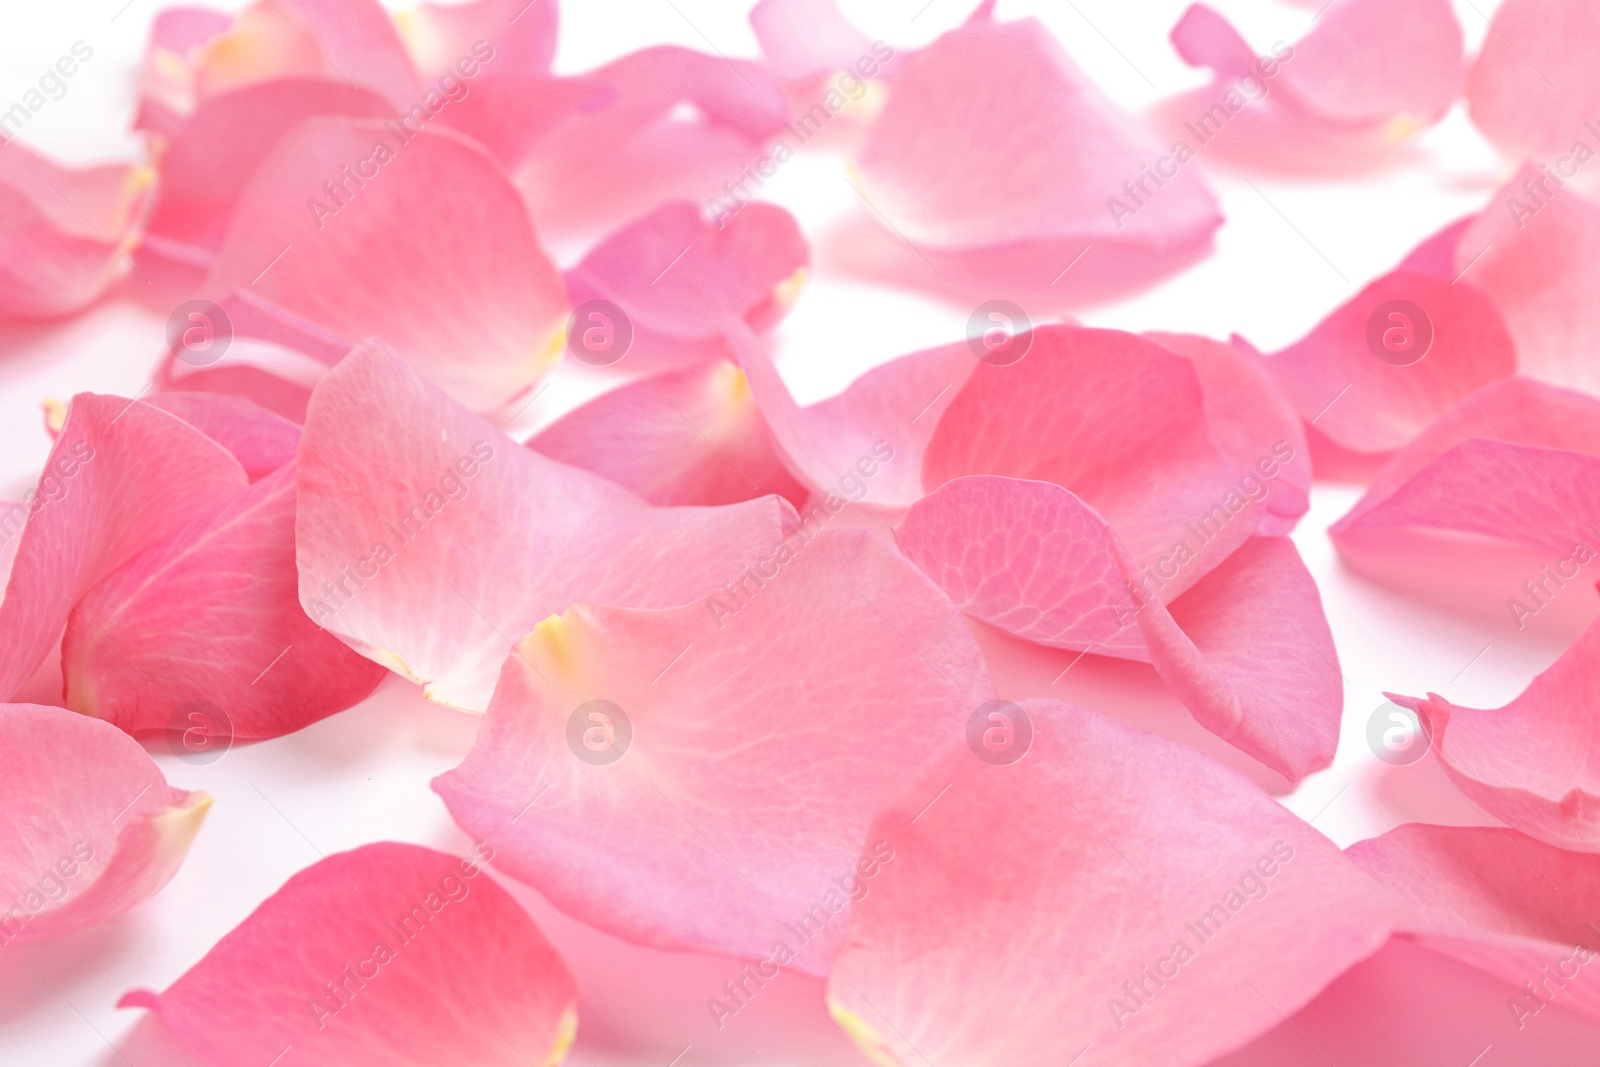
[118,842,579,1067]
[143,392,302,481]
[826,698,1391,1067]
[397,0,557,81]
[206,115,568,412]
[433,528,993,966]
[295,340,794,710]
[0,703,209,945]
[1348,823,1600,1024]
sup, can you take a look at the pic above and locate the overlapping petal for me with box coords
[826,698,1391,1067]
[206,115,567,412]
[0,703,209,945]
[433,528,992,965]
[119,841,579,1067]
[295,341,794,711]
[1164,0,1461,173]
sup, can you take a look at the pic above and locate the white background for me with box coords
[1,1,1595,1064]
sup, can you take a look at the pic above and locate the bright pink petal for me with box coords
[295,341,794,710]
[119,842,579,1067]
[517,46,789,236]
[193,0,421,109]
[730,322,974,511]
[432,74,606,172]
[1467,0,1600,177]
[1348,823,1600,1023]
[63,464,386,740]
[1263,237,1517,454]
[144,77,394,256]
[0,394,247,700]
[896,476,1339,780]
[206,115,567,412]
[433,528,993,965]
[1391,616,1600,852]
[143,392,302,481]
[847,17,1220,307]
[0,703,209,944]
[923,325,1271,598]
[1164,0,1461,172]
[1455,166,1600,396]
[563,200,808,372]
[397,0,557,80]
[0,145,153,319]
[529,360,807,507]
[826,699,1391,1067]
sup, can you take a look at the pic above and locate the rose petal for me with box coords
[397,0,557,81]
[0,703,209,944]
[143,392,302,481]
[63,464,387,740]
[1390,615,1600,852]
[206,115,567,413]
[563,199,808,372]
[826,698,1391,1067]
[118,841,578,1067]
[529,360,808,507]
[433,528,992,966]
[1348,822,1600,1024]
[295,340,794,711]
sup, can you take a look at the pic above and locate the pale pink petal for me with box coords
[144,77,394,256]
[923,325,1269,598]
[433,528,993,965]
[0,145,153,319]
[1164,0,1461,173]
[517,47,789,236]
[119,842,579,1067]
[63,464,386,740]
[397,0,557,81]
[0,394,247,700]
[529,360,807,507]
[845,17,1220,307]
[0,703,209,944]
[563,200,808,372]
[1466,0,1600,179]
[729,320,974,511]
[1333,375,1600,541]
[1263,230,1516,454]
[1390,616,1600,852]
[206,115,568,413]
[749,0,877,84]
[826,699,1391,1067]
[1348,823,1600,1024]
[896,476,1339,780]
[193,0,421,109]
[143,392,302,481]
[432,74,605,172]
[1455,165,1600,396]
[295,341,794,711]
[134,7,234,136]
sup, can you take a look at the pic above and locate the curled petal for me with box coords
[295,341,793,711]
[827,699,1391,1067]
[434,529,992,966]
[119,842,579,1067]
[0,703,209,945]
